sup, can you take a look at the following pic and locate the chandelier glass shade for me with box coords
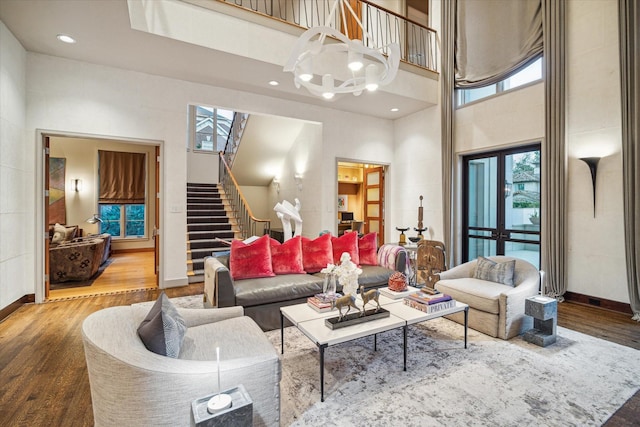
[284,0,400,99]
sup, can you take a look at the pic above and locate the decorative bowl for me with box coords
[408,237,421,243]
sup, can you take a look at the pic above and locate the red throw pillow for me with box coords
[358,232,378,265]
[301,233,333,273]
[229,235,275,280]
[331,231,360,265]
[270,236,305,275]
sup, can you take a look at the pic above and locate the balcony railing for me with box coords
[217,0,438,72]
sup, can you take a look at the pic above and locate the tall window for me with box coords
[191,105,234,152]
[98,150,147,239]
[457,57,543,107]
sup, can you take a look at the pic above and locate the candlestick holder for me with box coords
[414,227,427,240]
[396,227,409,246]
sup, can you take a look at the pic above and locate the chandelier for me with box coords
[284,0,400,100]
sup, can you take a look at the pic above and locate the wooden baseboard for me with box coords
[0,294,35,322]
[564,291,633,315]
[111,247,155,254]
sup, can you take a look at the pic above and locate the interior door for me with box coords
[44,136,51,298]
[154,145,160,286]
[463,145,541,268]
[364,166,384,245]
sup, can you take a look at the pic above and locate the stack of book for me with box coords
[307,293,341,313]
[379,285,420,300]
[403,292,455,314]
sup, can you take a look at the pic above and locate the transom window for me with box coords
[457,57,543,107]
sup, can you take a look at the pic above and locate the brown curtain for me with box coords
[98,150,146,204]
[619,0,640,321]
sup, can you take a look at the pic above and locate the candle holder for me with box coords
[396,227,409,246]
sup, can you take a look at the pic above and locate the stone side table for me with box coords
[191,384,253,427]
[524,295,557,347]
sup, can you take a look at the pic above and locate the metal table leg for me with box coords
[319,344,327,402]
[280,312,284,355]
[464,306,469,349]
[403,325,408,371]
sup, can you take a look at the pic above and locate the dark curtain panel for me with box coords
[619,0,640,320]
[541,0,567,300]
[456,0,543,88]
[98,150,146,204]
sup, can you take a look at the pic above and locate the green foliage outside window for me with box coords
[99,204,144,237]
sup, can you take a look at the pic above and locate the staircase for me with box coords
[186,183,237,283]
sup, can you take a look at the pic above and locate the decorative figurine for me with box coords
[359,286,381,315]
[273,198,302,241]
[414,195,427,240]
[331,294,361,321]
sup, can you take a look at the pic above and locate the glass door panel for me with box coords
[463,145,541,266]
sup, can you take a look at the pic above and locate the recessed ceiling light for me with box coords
[268,80,279,86]
[56,34,76,44]
[390,108,399,112]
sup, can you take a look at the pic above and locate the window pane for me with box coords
[99,204,121,236]
[507,150,541,230]
[505,242,540,269]
[125,204,145,237]
[467,237,496,260]
[504,58,542,90]
[463,84,497,104]
[467,157,497,229]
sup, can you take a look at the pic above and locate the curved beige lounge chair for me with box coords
[82,305,281,426]
[436,256,541,340]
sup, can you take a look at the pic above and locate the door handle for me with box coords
[499,232,510,239]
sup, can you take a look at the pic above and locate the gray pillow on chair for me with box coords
[473,256,516,286]
[137,292,187,358]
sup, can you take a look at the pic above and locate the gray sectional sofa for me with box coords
[204,248,407,331]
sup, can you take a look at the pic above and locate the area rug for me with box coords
[49,258,114,290]
[168,295,640,426]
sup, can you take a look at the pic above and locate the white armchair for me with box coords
[82,305,281,426]
[435,256,541,339]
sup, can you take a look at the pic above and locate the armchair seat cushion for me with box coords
[436,278,512,315]
[180,316,276,362]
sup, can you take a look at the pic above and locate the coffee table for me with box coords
[280,295,469,402]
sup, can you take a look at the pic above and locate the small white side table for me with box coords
[524,296,557,347]
[191,384,252,427]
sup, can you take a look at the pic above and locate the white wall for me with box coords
[49,137,156,251]
[187,151,218,184]
[392,105,443,243]
[565,0,625,302]
[24,52,394,300]
[0,21,30,310]
[240,185,270,221]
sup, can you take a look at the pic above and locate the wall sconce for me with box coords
[73,179,82,192]
[504,180,512,198]
[294,173,303,191]
[273,177,280,194]
[579,157,601,217]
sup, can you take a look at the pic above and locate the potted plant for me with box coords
[529,209,540,225]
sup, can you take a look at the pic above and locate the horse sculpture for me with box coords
[332,294,361,321]
[359,286,381,315]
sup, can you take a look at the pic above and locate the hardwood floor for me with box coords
[0,287,638,426]
[48,251,157,300]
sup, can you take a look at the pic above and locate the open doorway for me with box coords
[44,134,160,300]
[337,161,386,244]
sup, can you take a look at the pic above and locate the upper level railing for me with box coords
[219,152,271,238]
[217,0,438,72]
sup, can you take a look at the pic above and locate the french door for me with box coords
[364,166,384,245]
[462,144,541,268]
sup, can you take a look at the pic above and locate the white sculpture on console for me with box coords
[274,198,302,241]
